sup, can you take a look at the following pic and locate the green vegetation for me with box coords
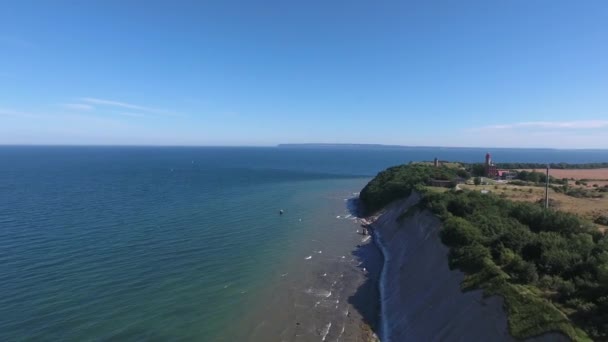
[596,215,608,226]
[552,185,605,199]
[360,164,608,340]
[423,191,602,340]
[467,163,487,177]
[359,164,462,215]
[516,170,567,185]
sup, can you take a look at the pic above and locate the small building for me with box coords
[498,170,517,180]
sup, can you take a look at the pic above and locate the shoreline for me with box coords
[229,184,384,341]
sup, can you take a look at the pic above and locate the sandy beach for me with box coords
[227,189,384,342]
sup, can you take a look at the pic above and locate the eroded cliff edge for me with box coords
[370,193,568,342]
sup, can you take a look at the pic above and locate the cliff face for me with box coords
[371,194,567,342]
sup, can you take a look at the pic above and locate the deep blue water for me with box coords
[1,146,607,341]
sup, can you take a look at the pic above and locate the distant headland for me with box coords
[277,144,607,151]
[358,157,608,341]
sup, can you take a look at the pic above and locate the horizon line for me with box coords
[1,143,608,151]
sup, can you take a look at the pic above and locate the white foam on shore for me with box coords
[321,322,332,341]
[337,324,346,341]
[305,288,332,298]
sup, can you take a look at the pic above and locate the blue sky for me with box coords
[1,1,607,148]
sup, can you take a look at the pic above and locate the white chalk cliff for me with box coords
[371,193,568,342]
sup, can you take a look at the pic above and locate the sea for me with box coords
[1,146,608,341]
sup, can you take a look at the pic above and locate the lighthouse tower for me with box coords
[484,152,497,178]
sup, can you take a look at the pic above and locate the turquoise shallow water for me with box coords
[1,146,607,340]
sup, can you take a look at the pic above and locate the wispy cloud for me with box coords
[0,108,41,118]
[477,120,608,130]
[116,112,145,118]
[80,97,173,115]
[62,103,94,111]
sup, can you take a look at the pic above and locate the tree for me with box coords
[474,177,481,186]
[450,243,491,272]
[441,216,483,247]
[505,255,539,283]
[456,169,470,179]
[471,164,486,177]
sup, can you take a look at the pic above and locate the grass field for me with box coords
[520,168,608,181]
[417,161,463,169]
[459,183,608,230]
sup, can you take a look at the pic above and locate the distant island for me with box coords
[358,158,608,341]
[278,143,417,149]
[277,144,604,151]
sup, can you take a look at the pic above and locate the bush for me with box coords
[449,243,491,272]
[595,216,608,226]
[456,169,470,179]
[510,180,529,186]
[441,217,483,247]
[505,256,539,283]
[359,164,462,214]
[497,247,517,266]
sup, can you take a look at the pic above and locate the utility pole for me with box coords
[545,165,550,209]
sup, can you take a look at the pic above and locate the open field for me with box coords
[459,183,608,230]
[520,168,608,181]
[424,186,450,193]
[417,161,463,169]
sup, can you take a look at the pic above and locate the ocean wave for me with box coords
[305,288,332,298]
[321,322,332,341]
